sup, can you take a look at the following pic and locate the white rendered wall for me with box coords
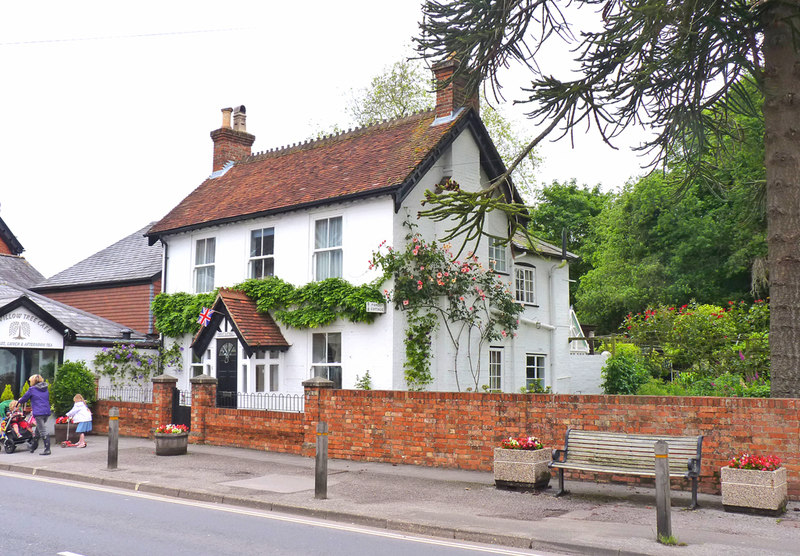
[161,196,396,393]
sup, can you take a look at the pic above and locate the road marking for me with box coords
[1,470,540,555]
[58,552,86,556]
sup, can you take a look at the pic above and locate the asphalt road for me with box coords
[0,473,562,556]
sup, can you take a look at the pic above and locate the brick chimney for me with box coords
[432,58,479,119]
[210,105,255,172]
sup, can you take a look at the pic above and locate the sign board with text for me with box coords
[0,307,64,350]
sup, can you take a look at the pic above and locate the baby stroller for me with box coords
[1,410,35,454]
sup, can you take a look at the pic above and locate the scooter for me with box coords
[60,420,86,447]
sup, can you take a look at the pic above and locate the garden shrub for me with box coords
[601,353,651,395]
[51,360,96,416]
[635,378,688,396]
[0,384,13,402]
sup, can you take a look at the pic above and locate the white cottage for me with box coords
[146,61,600,399]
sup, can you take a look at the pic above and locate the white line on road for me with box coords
[2,470,540,555]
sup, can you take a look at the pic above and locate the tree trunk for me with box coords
[763,1,800,397]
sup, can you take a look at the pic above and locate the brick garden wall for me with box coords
[94,400,153,437]
[96,376,800,500]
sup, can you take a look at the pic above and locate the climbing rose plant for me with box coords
[371,225,522,391]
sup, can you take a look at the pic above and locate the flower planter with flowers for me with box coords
[154,424,189,456]
[721,453,787,516]
[494,435,551,490]
[54,416,81,444]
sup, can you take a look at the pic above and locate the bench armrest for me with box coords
[686,457,701,478]
[552,448,566,463]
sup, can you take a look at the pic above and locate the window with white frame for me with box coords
[250,227,275,279]
[191,351,204,377]
[314,216,342,280]
[489,239,507,273]
[254,349,280,392]
[488,347,503,391]
[515,266,536,304]
[526,354,546,390]
[311,332,342,388]
[194,237,216,293]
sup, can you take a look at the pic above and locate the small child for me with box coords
[65,394,92,448]
[7,401,29,438]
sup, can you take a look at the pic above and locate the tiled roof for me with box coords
[219,289,289,350]
[34,223,161,288]
[0,255,45,288]
[0,282,149,342]
[148,110,469,237]
[192,288,289,356]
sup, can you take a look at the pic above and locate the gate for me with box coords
[171,388,191,429]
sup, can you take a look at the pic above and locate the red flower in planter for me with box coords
[728,453,781,471]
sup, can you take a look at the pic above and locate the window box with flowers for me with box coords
[494,436,551,490]
[154,424,189,456]
[721,453,787,516]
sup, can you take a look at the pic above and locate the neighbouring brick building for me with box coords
[33,223,162,336]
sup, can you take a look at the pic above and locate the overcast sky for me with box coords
[1,1,648,278]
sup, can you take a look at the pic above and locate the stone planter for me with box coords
[154,432,189,456]
[54,423,81,444]
[494,447,551,490]
[721,466,787,516]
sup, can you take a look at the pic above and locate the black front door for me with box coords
[216,339,238,408]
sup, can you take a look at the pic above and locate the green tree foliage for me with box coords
[415,0,800,396]
[51,361,96,416]
[347,59,433,125]
[527,180,611,303]
[576,171,766,332]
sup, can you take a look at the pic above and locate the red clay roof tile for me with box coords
[149,110,465,235]
[217,288,289,349]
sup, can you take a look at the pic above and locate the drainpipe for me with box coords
[548,258,567,390]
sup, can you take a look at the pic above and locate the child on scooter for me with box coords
[65,394,92,448]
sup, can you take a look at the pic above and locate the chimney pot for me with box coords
[233,105,247,132]
[221,107,233,129]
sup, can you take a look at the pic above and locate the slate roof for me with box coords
[512,233,579,261]
[0,254,45,288]
[192,288,289,357]
[147,109,493,240]
[0,281,150,343]
[34,223,161,289]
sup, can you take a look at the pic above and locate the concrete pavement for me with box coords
[1,435,798,555]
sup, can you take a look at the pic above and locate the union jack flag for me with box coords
[197,307,214,327]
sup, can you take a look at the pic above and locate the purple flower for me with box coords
[739,350,745,361]
[148,358,153,365]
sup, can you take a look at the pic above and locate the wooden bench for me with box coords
[549,429,704,509]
